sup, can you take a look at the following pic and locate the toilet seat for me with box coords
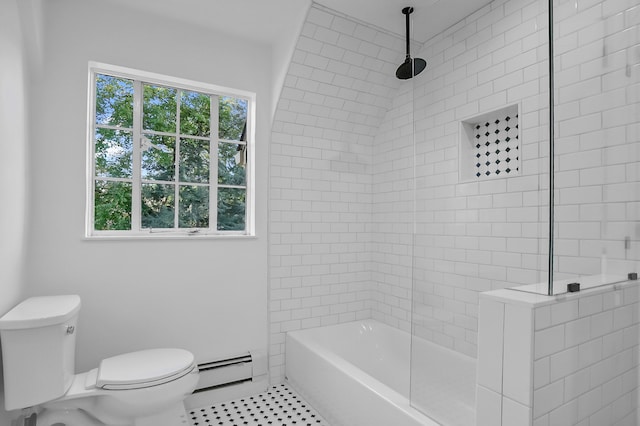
[95,348,196,390]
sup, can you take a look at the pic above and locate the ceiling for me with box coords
[317,0,493,44]
[102,0,309,45]
[101,0,493,45]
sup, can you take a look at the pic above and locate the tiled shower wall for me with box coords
[370,80,416,332]
[270,0,640,381]
[374,0,552,356]
[374,0,640,359]
[269,5,404,382]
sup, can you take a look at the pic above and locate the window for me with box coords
[86,63,255,237]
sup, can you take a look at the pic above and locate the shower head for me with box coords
[396,57,427,80]
[396,7,426,80]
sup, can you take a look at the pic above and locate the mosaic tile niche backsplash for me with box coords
[474,113,519,178]
[460,104,521,182]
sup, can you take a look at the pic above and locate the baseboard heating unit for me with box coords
[186,349,268,408]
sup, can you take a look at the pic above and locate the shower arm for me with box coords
[403,7,413,61]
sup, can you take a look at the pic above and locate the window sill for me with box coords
[84,232,257,241]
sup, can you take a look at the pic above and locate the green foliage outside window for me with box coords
[93,73,248,233]
[94,181,132,230]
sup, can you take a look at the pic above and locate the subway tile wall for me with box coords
[532,285,640,425]
[370,78,415,332]
[376,0,639,358]
[553,0,639,278]
[270,0,640,381]
[380,0,552,357]
[269,4,405,382]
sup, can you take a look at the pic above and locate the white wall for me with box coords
[0,0,28,314]
[0,0,30,420]
[24,0,271,373]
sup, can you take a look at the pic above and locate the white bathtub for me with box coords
[285,320,448,426]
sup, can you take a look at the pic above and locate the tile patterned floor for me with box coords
[188,384,331,426]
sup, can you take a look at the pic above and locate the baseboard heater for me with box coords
[194,349,267,393]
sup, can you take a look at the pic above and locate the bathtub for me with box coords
[286,320,473,426]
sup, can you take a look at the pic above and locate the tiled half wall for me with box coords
[476,281,640,425]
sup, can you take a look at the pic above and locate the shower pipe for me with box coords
[547,0,555,296]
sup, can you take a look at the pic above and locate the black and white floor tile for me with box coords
[188,384,331,426]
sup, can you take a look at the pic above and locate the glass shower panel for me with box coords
[546,2,640,423]
[552,0,640,292]
[409,0,551,424]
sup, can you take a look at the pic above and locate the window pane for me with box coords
[142,135,175,181]
[141,183,175,228]
[179,185,209,228]
[219,96,248,141]
[217,188,245,231]
[94,180,131,230]
[95,128,133,179]
[218,142,246,185]
[180,138,210,183]
[95,74,133,128]
[180,91,210,137]
[143,84,177,133]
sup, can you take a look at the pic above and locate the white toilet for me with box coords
[0,295,199,426]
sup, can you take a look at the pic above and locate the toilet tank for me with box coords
[0,295,81,411]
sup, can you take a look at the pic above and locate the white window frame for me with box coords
[85,62,256,239]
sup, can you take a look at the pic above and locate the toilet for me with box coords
[0,295,199,426]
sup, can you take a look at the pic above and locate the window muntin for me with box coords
[87,63,254,237]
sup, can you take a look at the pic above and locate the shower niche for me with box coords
[459,104,520,182]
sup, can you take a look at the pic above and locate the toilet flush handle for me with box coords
[66,325,75,335]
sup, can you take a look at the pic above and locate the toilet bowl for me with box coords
[0,296,200,426]
[39,348,199,426]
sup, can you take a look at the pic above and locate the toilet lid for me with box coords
[96,348,196,390]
